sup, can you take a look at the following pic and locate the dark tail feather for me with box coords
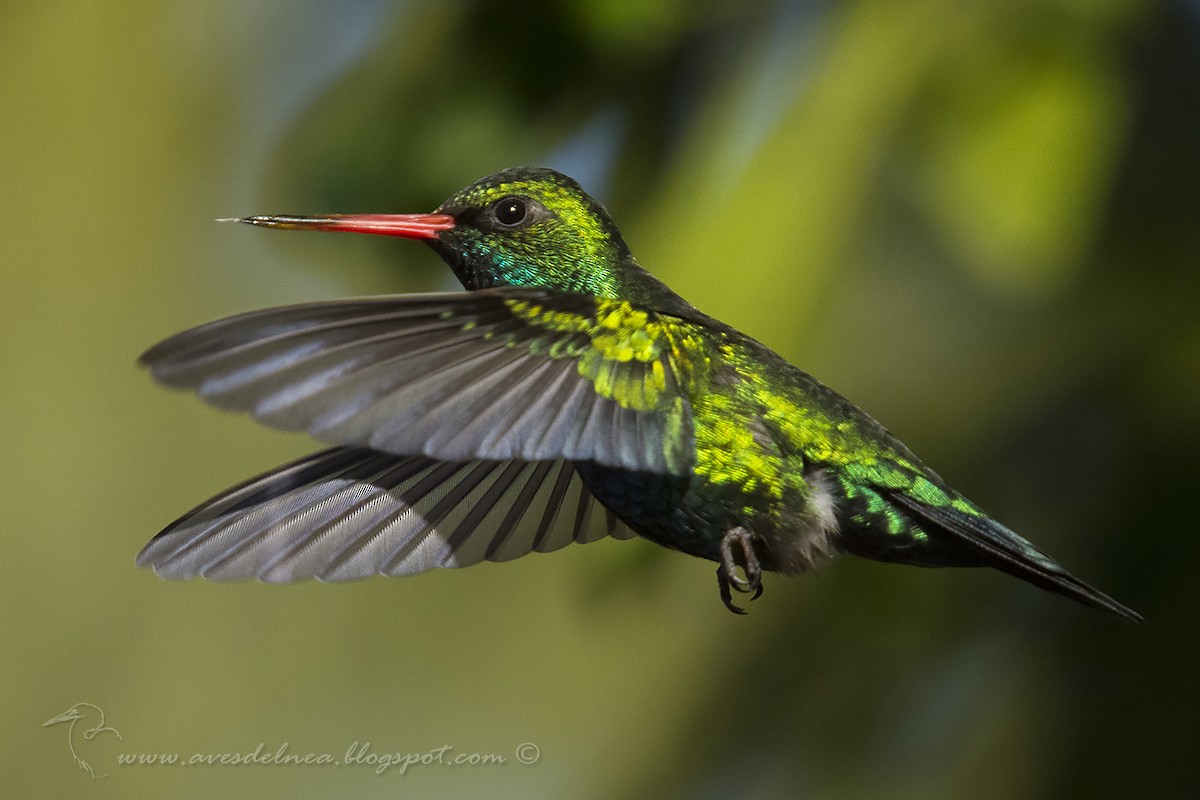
[889,493,1144,623]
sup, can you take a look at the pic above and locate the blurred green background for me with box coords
[5,1,1198,797]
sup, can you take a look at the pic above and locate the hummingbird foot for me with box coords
[717,526,764,614]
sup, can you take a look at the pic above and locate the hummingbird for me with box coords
[138,166,1141,621]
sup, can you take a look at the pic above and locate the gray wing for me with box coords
[140,289,695,475]
[137,447,635,583]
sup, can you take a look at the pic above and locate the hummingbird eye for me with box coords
[492,197,528,227]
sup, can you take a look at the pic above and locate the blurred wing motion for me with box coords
[140,289,697,475]
[137,447,633,582]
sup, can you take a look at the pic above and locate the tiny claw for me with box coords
[716,526,764,614]
[717,565,749,614]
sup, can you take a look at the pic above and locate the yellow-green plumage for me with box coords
[137,166,1141,622]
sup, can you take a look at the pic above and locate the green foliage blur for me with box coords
[4,1,1197,797]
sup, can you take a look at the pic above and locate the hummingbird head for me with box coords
[427,167,633,296]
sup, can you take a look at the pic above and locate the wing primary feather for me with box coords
[502,362,580,458]
[377,461,512,574]
[485,461,555,559]
[424,354,574,458]
[137,448,383,569]
[611,403,637,472]
[147,448,368,541]
[524,372,593,462]
[394,460,506,568]
[184,453,430,581]
[436,460,531,563]
[316,460,467,579]
[292,345,492,440]
[357,344,518,436]
[149,303,485,386]
[567,387,603,463]
[633,407,656,469]
[466,358,567,455]
[571,482,595,543]
[244,326,504,417]
[250,455,438,581]
[281,339,507,435]
[390,348,537,453]
[196,453,425,580]
[531,462,577,552]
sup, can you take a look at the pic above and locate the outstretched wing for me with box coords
[137,447,635,582]
[140,289,702,475]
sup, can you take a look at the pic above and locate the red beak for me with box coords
[226,213,455,239]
